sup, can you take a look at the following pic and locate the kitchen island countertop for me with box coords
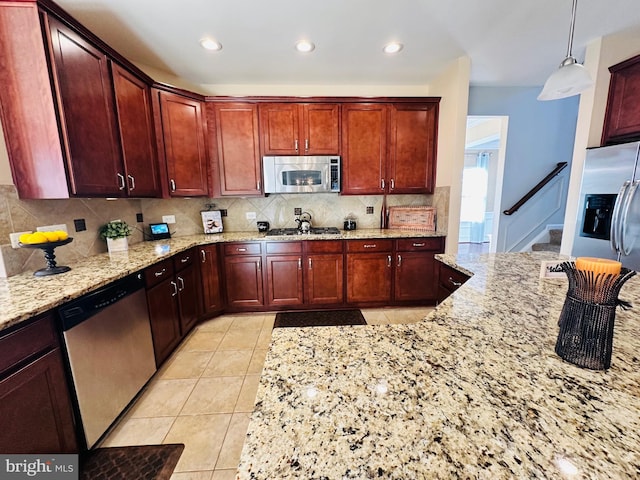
[0,228,444,331]
[237,251,640,479]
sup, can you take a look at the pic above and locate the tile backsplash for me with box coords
[0,184,449,277]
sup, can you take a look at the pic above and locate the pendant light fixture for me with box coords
[538,0,593,101]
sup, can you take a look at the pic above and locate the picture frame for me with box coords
[201,210,223,234]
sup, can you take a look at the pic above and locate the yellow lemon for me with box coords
[27,232,48,244]
[42,231,60,242]
[18,233,33,244]
[55,230,69,241]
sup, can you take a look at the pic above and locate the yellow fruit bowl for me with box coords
[18,237,73,276]
[18,237,73,249]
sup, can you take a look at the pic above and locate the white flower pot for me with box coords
[107,237,128,253]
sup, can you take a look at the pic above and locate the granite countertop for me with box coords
[0,228,444,332]
[237,251,640,479]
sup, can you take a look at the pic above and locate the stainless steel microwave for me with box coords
[262,156,341,193]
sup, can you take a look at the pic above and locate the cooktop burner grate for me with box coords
[265,227,341,236]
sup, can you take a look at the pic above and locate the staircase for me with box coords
[531,228,562,254]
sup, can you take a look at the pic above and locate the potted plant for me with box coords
[99,220,132,253]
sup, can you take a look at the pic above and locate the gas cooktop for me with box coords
[265,227,341,236]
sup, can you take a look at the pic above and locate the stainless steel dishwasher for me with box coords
[58,272,156,448]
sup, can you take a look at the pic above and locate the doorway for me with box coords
[459,116,508,254]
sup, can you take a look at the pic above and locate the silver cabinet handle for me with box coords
[177,276,185,291]
[364,244,377,248]
[170,179,176,192]
[412,242,426,247]
[181,256,190,263]
[294,139,299,152]
[397,254,402,267]
[381,179,385,190]
[154,268,166,277]
[448,277,462,287]
[308,258,312,269]
[390,178,395,190]
[256,261,261,271]
[387,255,392,267]
[127,174,135,191]
[305,138,309,152]
[298,257,302,270]
[237,248,247,252]
[170,280,178,296]
[117,173,125,190]
[201,249,206,263]
[257,180,261,191]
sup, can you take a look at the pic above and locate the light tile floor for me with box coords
[99,307,434,480]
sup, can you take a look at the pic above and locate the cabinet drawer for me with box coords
[265,241,302,255]
[396,237,444,252]
[0,313,57,377]
[346,239,393,253]
[305,240,344,254]
[439,264,470,292]
[224,242,262,256]
[174,248,195,271]
[145,258,175,288]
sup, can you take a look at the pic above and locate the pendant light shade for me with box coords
[538,0,593,101]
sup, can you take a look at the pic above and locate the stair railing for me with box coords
[503,162,568,216]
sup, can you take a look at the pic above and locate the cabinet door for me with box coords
[200,245,224,315]
[306,253,344,305]
[602,56,640,145]
[177,263,199,336]
[302,104,340,154]
[0,348,77,453]
[341,104,387,194]
[394,252,438,302]
[212,103,262,195]
[158,91,209,196]
[346,253,392,303]
[146,278,181,366]
[265,255,304,306]
[111,63,160,197]
[259,103,300,155]
[388,103,437,194]
[47,17,123,196]
[224,256,264,308]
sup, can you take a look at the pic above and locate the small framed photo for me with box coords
[201,210,223,234]
[539,260,566,279]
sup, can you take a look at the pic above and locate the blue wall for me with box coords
[468,86,579,251]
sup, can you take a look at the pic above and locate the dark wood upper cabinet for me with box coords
[47,16,124,196]
[341,104,388,195]
[210,102,262,196]
[111,63,160,197]
[154,90,209,197]
[602,54,640,146]
[259,103,340,155]
[388,103,438,194]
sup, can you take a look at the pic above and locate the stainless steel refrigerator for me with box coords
[571,141,640,271]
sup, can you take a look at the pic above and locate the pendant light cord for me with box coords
[566,0,578,59]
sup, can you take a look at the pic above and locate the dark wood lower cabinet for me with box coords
[305,254,344,305]
[0,314,78,453]
[224,255,264,309]
[437,262,470,303]
[265,255,304,306]
[199,244,224,316]
[146,274,181,366]
[394,252,438,302]
[346,252,393,304]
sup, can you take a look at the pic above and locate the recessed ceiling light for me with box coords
[295,40,315,53]
[200,37,222,51]
[383,42,403,54]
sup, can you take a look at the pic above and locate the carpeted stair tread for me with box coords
[531,242,561,253]
[549,229,563,245]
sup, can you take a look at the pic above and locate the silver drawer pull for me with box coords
[364,244,377,248]
[412,242,426,247]
[154,268,166,277]
[387,255,392,267]
[201,250,206,262]
[181,256,189,263]
[237,248,247,252]
[448,277,463,287]
[170,281,178,296]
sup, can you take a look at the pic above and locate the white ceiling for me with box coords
[55,0,640,89]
